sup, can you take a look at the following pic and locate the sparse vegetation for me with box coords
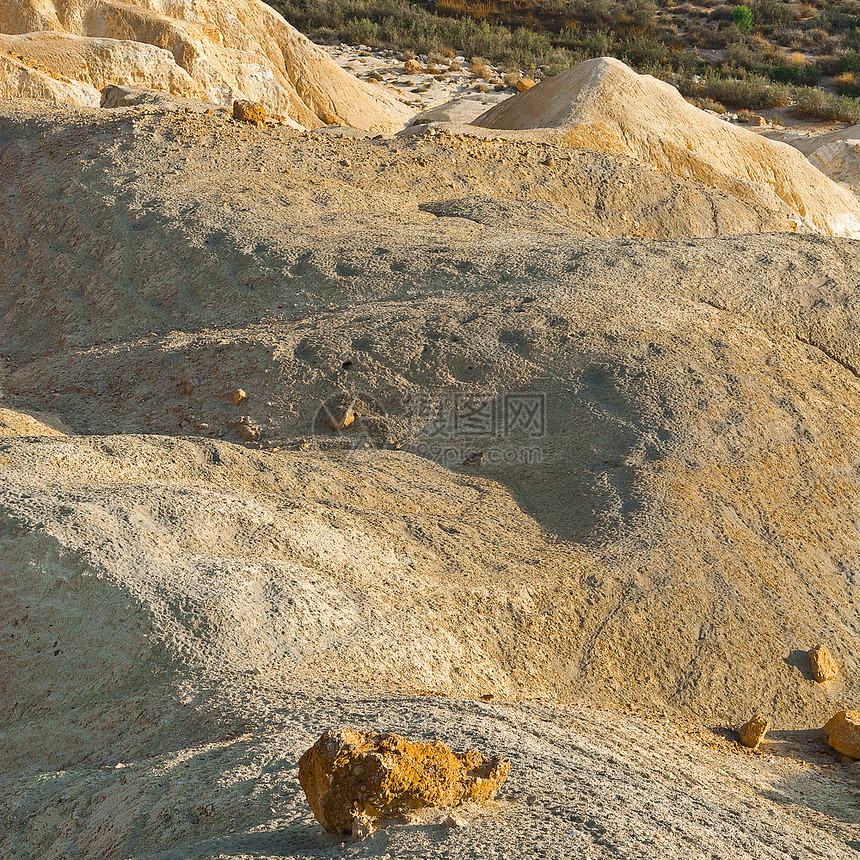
[269,0,860,121]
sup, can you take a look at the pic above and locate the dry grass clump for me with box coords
[697,96,727,113]
[470,56,493,77]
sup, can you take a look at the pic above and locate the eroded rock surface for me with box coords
[298,728,509,833]
[473,58,860,238]
[0,0,410,130]
[738,714,769,749]
[809,644,839,683]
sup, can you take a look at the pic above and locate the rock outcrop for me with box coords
[823,711,860,759]
[784,124,860,201]
[298,728,510,833]
[809,644,839,683]
[0,0,410,131]
[472,57,860,238]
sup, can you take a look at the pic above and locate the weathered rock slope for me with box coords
[783,123,860,201]
[1,97,859,859]
[473,57,860,239]
[0,0,410,130]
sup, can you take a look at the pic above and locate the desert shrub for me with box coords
[699,72,792,107]
[572,0,614,27]
[469,55,493,75]
[838,49,860,73]
[698,96,727,112]
[345,16,382,45]
[583,30,612,56]
[748,0,796,28]
[794,85,860,121]
[709,3,736,22]
[734,4,753,33]
[835,69,860,94]
[768,61,823,85]
[723,37,760,68]
[619,34,666,66]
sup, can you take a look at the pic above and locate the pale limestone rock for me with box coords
[0,0,411,131]
[298,728,509,834]
[809,644,838,683]
[472,57,860,238]
[782,124,860,201]
[738,713,769,749]
[824,711,860,759]
[0,31,202,102]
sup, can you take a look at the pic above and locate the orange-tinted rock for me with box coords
[824,711,860,759]
[738,713,769,749]
[233,99,266,127]
[809,644,838,683]
[298,728,509,834]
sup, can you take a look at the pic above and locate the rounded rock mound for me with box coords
[472,57,860,239]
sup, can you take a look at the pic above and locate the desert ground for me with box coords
[2,2,860,859]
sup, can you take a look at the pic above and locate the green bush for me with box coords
[768,62,823,86]
[697,72,791,108]
[838,49,860,73]
[733,5,753,34]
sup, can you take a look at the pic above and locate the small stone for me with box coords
[824,711,860,759]
[738,713,769,749]
[515,77,536,92]
[328,406,355,432]
[232,99,266,127]
[444,813,468,828]
[232,388,248,405]
[809,644,838,683]
[238,423,262,442]
[351,815,373,838]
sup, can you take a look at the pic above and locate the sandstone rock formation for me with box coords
[0,0,410,130]
[738,714,769,749]
[298,728,509,833]
[809,644,839,683]
[823,711,860,758]
[783,124,860,201]
[472,57,860,238]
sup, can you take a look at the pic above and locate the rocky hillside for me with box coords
[1,22,859,860]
